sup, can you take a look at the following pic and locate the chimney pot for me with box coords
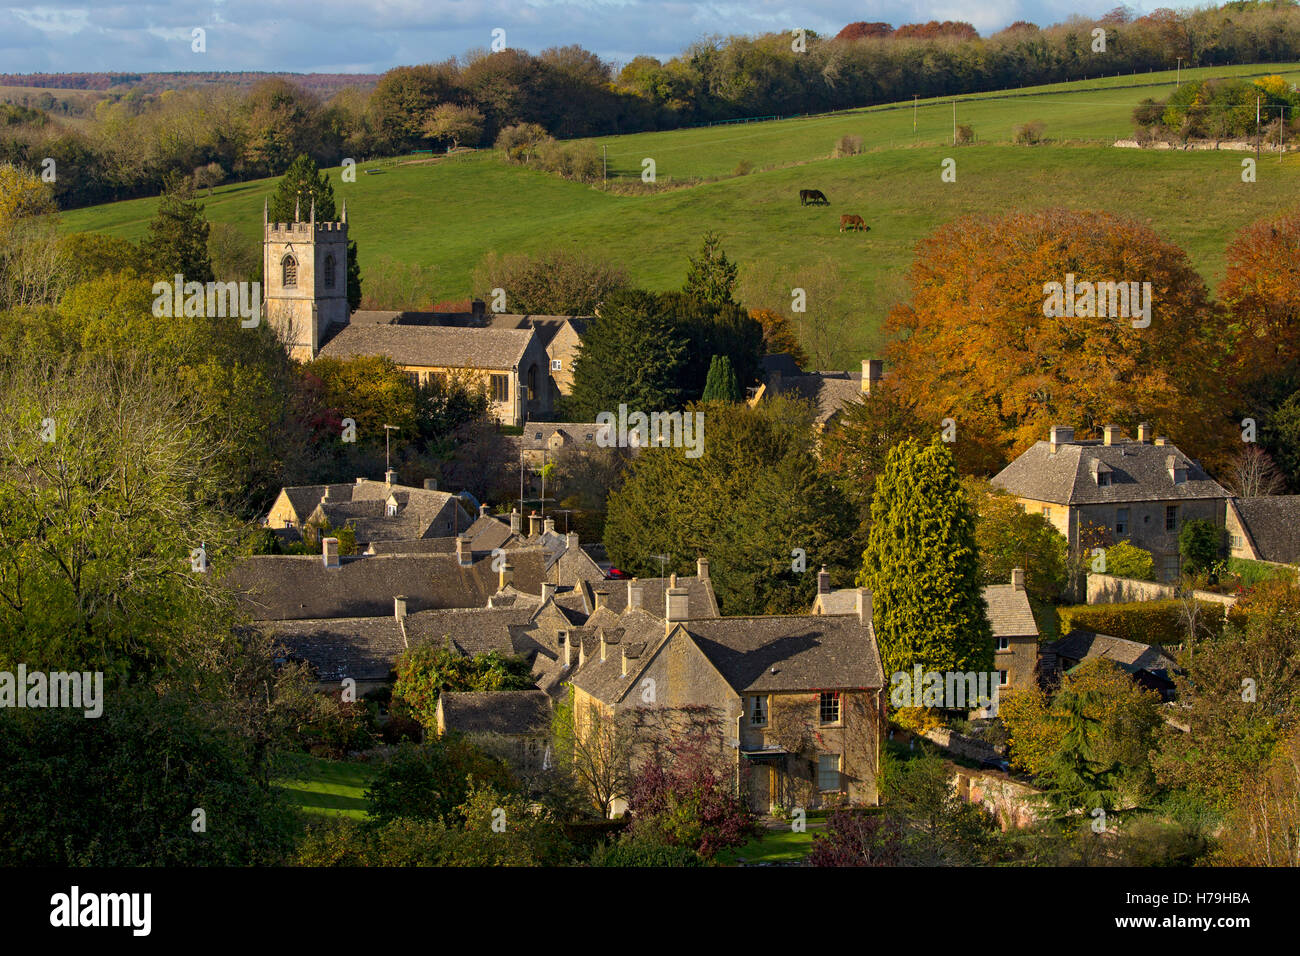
[566,531,579,552]
[544,516,555,535]
[669,572,678,588]
[385,468,398,486]
[510,508,521,533]
[322,537,340,569]
[665,586,689,632]
[479,503,489,517]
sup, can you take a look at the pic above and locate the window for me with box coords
[527,365,537,402]
[490,374,510,403]
[281,254,298,287]
[551,358,562,371]
[1042,507,1052,520]
[749,695,767,726]
[1230,532,1244,549]
[386,501,397,517]
[1116,507,1130,536]
[323,254,336,288]
[1098,471,1112,487]
[1165,505,1178,532]
[996,637,1009,651]
[819,691,840,724]
[817,754,841,792]
[997,670,1008,686]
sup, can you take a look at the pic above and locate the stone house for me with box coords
[750,357,886,429]
[991,424,1230,582]
[316,321,552,426]
[812,567,1039,701]
[1044,630,1179,700]
[264,475,472,544]
[566,578,883,815]
[436,690,553,772]
[1225,496,1300,566]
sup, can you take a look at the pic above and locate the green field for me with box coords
[273,753,375,819]
[60,63,1300,366]
[717,824,817,864]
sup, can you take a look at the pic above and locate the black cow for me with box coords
[799,188,829,206]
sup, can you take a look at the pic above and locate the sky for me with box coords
[1,1,1165,75]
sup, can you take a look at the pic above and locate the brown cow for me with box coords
[839,214,869,232]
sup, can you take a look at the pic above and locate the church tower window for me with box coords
[282,254,298,287]
[323,254,336,288]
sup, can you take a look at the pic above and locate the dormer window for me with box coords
[1090,459,1112,486]
[281,254,298,287]
[1167,455,1188,485]
[386,499,398,517]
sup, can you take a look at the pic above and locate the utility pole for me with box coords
[1257,95,1261,164]
[602,144,607,182]
[913,94,918,136]
[952,99,957,145]
[1176,56,1183,85]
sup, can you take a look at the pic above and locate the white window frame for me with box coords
[817,753,842,792]
[996,637,1009,651]
[550,358,562,371]
[749,695,767,727]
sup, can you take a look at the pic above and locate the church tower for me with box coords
[262,197,349,361]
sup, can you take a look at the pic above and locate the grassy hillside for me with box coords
[59,63,1300,367]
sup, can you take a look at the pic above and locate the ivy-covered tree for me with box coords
[701,354,740,402]
[1179,518,1223,577]
[860,437,993,679]
[268,153,362,311]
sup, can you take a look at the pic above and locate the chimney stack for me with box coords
[455,535,472,567]
[817,566,831,595]
[627,578,643,610]
[665,586,689,634]
[559,629,571,668]
[479,503,489,517]
[529,512,542,537]
[1137,422,1153,444]
[394,595,407,621]
[566,531,579,552]
[322,485,330,501]
[1011,568,1025,591]
[696,557,710,580]
[510,508,521,534]
[544,516,555,535]
[385,468,398,486]
[322,537,340,569]
[856,587,870,625]
[1103,424,1122,446]
[861,359,883,395]
[499,560,514,591]
[1049,425,1075,453]
[423,478,438,491]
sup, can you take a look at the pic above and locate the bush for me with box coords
[588,833,704,867]
[809,809,903,866]
[364,737,515,824]
[1104,540,1155,580]
[832,134,863,157]
[1179,519,1224,576]
[495,122,552,162]
[1226,557,1296,588]
[1013,120,1046,145]
[955,124,974,145]
[732,159,753,176]
[1058,599,1225,645]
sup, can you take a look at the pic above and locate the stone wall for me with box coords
[951,766,1043,830]
[1086,572,1236,607]
[921,726,1004,764]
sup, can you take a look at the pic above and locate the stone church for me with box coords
[262,197,351,362]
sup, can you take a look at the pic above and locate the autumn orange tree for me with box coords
[1219,210,1300,389]
[885,209,1233,472]
[749,307,808,369]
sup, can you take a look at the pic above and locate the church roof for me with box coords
[318,324,535,370]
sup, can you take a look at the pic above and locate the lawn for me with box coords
[717,823,818,865]
[58,62,1300,367]
[272,753,376,819]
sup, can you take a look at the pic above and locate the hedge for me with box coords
[1057,599,1225,646]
